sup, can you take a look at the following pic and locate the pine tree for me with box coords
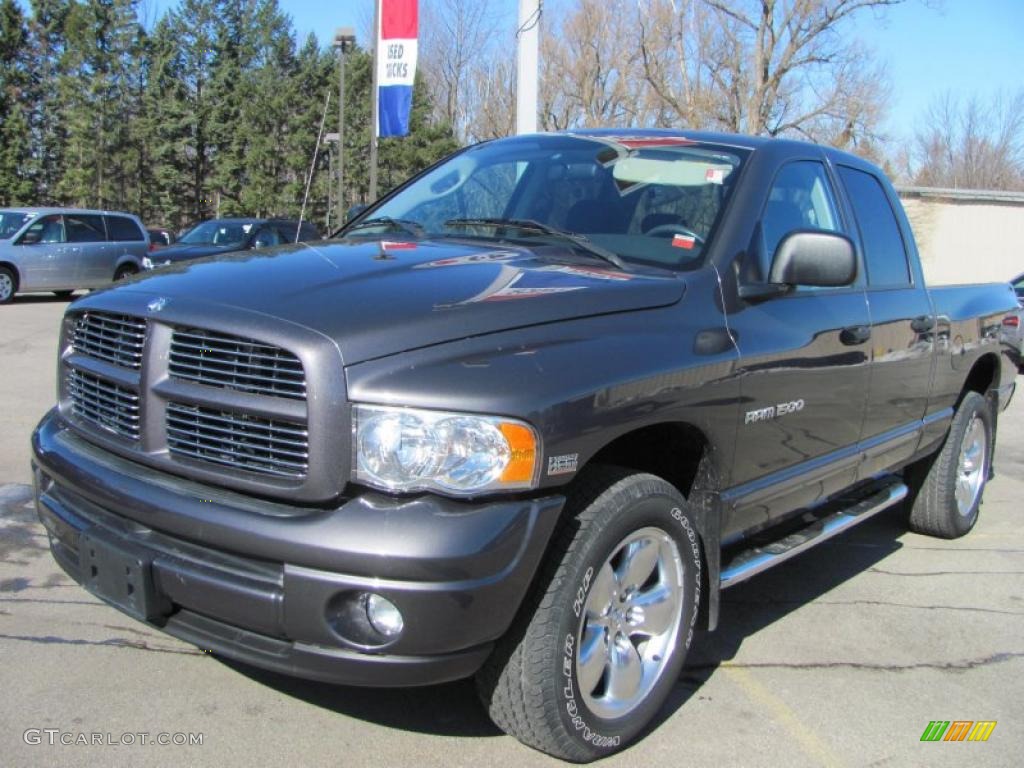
[0,0,34,204]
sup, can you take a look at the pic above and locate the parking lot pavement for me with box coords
[1,296,1021,767]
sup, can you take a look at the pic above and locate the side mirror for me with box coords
[345,204,368,223]
[18,231,40,245]
[769,231,856,287]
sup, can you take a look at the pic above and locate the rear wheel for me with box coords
[0,266,16,304]
[114,264,137,281]
[476,468,702,761]
[907,391,991,538]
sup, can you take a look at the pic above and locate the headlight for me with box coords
[353,404,539,495]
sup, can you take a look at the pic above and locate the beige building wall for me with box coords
[898,190,1024,286]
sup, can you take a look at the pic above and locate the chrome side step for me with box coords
[720,479,908,588]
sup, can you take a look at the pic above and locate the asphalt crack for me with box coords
[684,651,1024,675]
[867,567,1024,577]
[0,632,203,656]
[725,596,1024,617]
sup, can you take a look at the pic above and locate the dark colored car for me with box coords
[143,218,320,269]
[32,131,1018,760]
[146,228,176,251]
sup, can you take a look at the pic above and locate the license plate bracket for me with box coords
[79,529,166,622]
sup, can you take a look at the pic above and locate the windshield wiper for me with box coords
[343,217,425,238]
[444,217,627,270]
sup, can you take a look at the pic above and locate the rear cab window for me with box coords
[837,166,911,287]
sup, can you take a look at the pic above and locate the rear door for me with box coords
[835,165,936,476]
[65,214,109,286]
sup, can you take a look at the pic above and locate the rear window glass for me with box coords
[106,215,145,241]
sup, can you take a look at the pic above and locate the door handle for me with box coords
[840,325,871,345]
[910,315,935,333]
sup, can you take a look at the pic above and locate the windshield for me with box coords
[0,211,33,239]
[179,220,252,247]
[349,134,748,270]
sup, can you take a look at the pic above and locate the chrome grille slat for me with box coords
[166,403,309,479]
[169,327,306,400]
[67,369,140,440]
[71,312,148,369]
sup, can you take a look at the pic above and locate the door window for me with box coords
[20,215,65,244]
[252,228,283,248]
[837,166,911,287]
[762,161,842,262]
[65,215,107,243]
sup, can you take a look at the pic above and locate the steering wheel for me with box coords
[644,223,706,245]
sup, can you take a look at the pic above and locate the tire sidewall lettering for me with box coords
[560,497,703,750]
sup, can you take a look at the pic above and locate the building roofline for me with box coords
[897,186,1024,204]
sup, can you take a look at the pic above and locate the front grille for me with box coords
[67,369,140,440]
[71,312,147,369]
[169,328,306,400]
[166,402,309,479]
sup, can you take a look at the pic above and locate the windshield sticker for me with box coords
[672,234,696,250]
[705,168,725,185]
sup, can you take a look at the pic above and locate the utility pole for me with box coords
[334,28,356,221]
[516,0,540,135]
[368,2,380,202]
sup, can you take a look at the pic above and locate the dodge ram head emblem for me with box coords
[147,297,168,313]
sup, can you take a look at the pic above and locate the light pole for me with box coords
[333,28,356,221]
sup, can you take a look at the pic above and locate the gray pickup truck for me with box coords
[32,131,1017,760]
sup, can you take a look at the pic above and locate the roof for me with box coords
[0,207,140,217]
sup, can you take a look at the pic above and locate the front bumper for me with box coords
[32,409,564,686]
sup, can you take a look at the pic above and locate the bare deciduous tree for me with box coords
[637,0,898,145]
[911,90,1024,191]
[419,0,501,139]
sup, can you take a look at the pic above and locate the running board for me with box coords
[720,479,908,588]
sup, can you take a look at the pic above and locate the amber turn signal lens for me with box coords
[499,422,538,484]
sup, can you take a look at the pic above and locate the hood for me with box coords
[114,238,686,364]
[157,243,245,262]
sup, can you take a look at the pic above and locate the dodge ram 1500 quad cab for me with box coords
[33,130,1018,760]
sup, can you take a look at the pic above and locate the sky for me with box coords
[38,0,1024,142]
[279,0,1024,143]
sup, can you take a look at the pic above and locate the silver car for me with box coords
[0,208,150,303]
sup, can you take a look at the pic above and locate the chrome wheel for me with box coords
[575,527,684,719]
[0,272,13,302]
[955,415,987,516]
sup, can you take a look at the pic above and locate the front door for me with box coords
[17,214,76,289]
[724,159,871,535]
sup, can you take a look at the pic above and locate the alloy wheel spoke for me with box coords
[616,538,660,592]
[627,584,677,637]
[577,623,610,694]
[606,636,643,701]
[586,562,619,618]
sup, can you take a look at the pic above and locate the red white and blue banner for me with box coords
[376,0,418,137]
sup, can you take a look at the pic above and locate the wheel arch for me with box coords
[574,422,724,631]
[0,261,20,289]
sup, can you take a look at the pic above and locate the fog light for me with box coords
[365,593,404,637]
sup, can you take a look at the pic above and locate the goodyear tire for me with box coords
[477,467,702,761]
[907,391,992,539]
